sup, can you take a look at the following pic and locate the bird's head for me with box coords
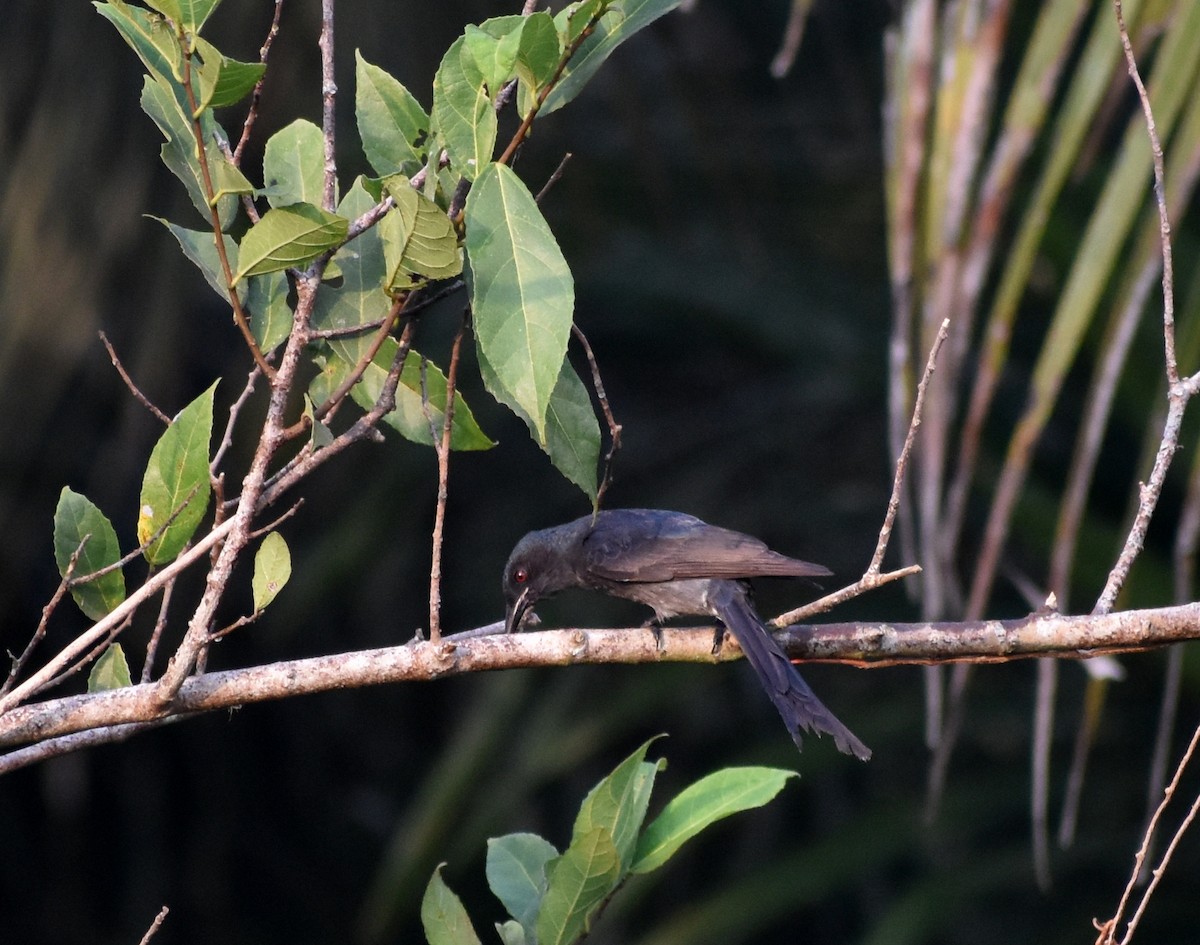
[502,525,580,634]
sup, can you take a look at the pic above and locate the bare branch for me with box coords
[99,331,170,424]
[233,0,285,166]
[427,316,468,643]
[871,318,948,575]
[3,537,89,695]
[138,906,171,945]
[6,602,1200,764]
[571,323,622,508]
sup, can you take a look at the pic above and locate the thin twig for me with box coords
[177,34,276,380]
[769,0,814,79]
[99,331,170,424]
[138,906,171,945]
[0,717,189,776]
[247,500,304,542]
[41,612,133,695]
[2,538,89,695]
[1097,719,1200,945]
[770,564,921,627]
[536,152,574,203]
[1093,0,1181,615]
[494,8,607,168]
[212,365,262,474]
[428,316,469,643]
[257,319,417,507]
[571,323,622,508]
[872,318,949,574]
[233,0,285,165]
[141,575,175,683]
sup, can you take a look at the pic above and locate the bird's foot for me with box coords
[642,618,666,651]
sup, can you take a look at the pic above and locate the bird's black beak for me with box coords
[504,586,535,635]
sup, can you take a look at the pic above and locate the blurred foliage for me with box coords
[1,2,1199,945]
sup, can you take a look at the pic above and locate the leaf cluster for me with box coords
[422,739,796,945]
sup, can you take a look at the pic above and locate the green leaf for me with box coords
[466,162,574,442]
[88,644,133,692]
[544,0,683,115]
[536,827,621,945]
[495,920,525,945]
[380,178,463,292]
[245,272,291,351]
[515,11,562,105]
[486,833,558,938]
[252,532,291,611]
[96,1,184,85]
[432,35,497,180]
[262,119,328,209]
[139,74,240,228]
[313,179,394,362]
[209,56,265,108]
[303,395,334,449]
[554,0,607,46]
[150,219,290,350]
[318,343,493,451]
[151,216,235,298]
[421,865,482,945]
[53,487,126,621]
[233,203,348,282]
[138,382,216,565]
[144,0,182,24]
[631,767,798,874]
[573,737,663,872]
[146,0,220,32]
[481,349,599,502]
[355,51,431,177]
[465,19,523,95]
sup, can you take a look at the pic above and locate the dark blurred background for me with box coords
[2,1,1198,943]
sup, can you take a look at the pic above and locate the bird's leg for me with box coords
[711,623,728,656]
[641,616,666,651]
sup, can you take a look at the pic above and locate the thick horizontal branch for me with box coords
[2,602,1198,750]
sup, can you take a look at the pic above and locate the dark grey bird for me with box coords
[502,509,870,760]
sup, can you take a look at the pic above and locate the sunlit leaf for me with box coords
[536,827,621,945]
[262,119,328,209]
[573,737,663,871]
[544,0,683,114]
[95,1,183,84]
[233,203,348,282]
[478,348,599,502]
[432,35,496,180]
[313,179,394,361]
[318,342,493,451]
[356,52,430,178]
[381,177,463,291]
[140,74,239,228]
[632,767,798,874]
[466,162,574,442]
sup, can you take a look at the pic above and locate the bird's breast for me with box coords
[595,577,721,621]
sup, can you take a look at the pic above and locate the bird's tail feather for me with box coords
[709,583,871,761]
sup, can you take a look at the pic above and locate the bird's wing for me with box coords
[581,509,831,582]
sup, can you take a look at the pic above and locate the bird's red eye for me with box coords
[513,567,529,584]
